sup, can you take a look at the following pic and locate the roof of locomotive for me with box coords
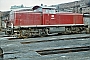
[10,5,82,16]
[56,11,83,15]
[32,5,56,10]
[41,6,56,9]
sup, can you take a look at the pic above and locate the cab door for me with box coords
[42,8,56,25]
[42,9,50,25]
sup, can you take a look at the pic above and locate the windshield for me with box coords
[43,8,56,14]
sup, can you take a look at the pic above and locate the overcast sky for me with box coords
[0,0,79,11]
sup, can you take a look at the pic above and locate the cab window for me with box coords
[43,8,56,14]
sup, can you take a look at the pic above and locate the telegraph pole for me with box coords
[0,47,3,58]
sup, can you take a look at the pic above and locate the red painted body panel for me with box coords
[57,14,74,24]
[42,13,83,25]
[56,13,83,24]
[14,12,42,26]
[49,14,57,25]
[42,14,58,25]
[12,11,83,26]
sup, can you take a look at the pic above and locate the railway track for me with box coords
[6,33,85,40]
[21,36,90,44]
[36,46,90,55]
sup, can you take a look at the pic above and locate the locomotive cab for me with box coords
[32,6,56,14]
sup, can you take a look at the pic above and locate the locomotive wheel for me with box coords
[39,29,47,37]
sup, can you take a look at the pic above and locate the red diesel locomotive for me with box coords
[5,6,88,37]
